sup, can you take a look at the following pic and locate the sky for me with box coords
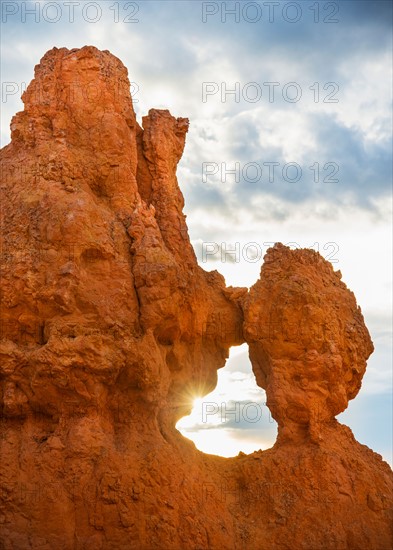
[1,0,392,464]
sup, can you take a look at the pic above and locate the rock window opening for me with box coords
[176,344,278,456]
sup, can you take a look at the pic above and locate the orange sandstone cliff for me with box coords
[0,46,392,550]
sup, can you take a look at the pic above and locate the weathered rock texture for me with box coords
[0,46,392,550]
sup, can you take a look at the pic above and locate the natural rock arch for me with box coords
[0,46,391,550]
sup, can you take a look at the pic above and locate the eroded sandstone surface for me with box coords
[0,46,392,550]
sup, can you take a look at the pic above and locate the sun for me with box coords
[192,396,204,409]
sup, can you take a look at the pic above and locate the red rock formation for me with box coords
[243,243,374,445]
[0,46,392,550]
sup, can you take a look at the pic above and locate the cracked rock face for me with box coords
[0,46,392,550]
